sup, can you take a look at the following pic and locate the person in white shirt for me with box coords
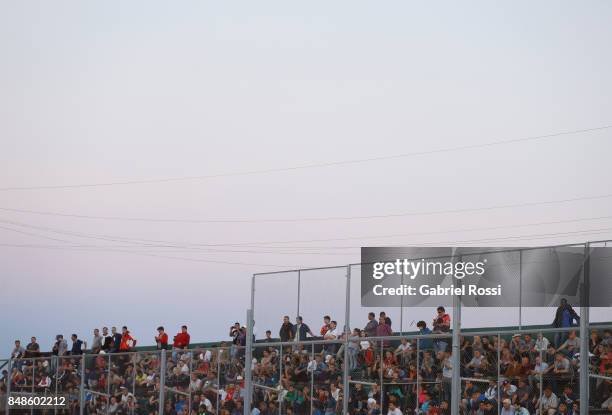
[38,375,51,388]
[324,321,339,355]
[189,373,202,392]
[484,379,498,401]
[387,402,402,415]
[535,333,550,351]
[394,338,412,365]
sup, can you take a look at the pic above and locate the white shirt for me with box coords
[387,408,402,415]
[325,328,338,339]
[202,398,213,411]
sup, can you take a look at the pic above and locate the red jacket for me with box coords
[119,332,136,351]
[173,332,190,348]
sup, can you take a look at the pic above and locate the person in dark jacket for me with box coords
[279,316,294,342]
[363,312,378,338]
[101,327,113,352]
[552,298,580,347]
[111,326,122,353]
[70,334,84,355]
[293,316,314,342]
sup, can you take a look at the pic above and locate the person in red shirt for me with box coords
[155,326,168,350]
[172,325,190,362]
[320,315,331,336]
[119,326,136,351]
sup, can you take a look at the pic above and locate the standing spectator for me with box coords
[320,316,332,336]
[70,334,84,355]
[11,340,25,359]
[294,316,314,342]
[155,326,169,350]
[380,311,392,328]
[433,306,451,332]
[552,298,580,347]
[119,326,136,351]
[25,336,40,358]
[324,321,339,355]
[265,330,273,341]
[91,329,102,353]
[230,322,241,343]
[347,328,361,371]
[173,325,190,361]
[416,321,433,350]
[375,316,392,347]
[279,316,294,342]
[173,326,190,349]
[433,306,451,352]
[364,312,378,338]
[52,335,68,356]
[111,326,122,352]
[101,327,113,352]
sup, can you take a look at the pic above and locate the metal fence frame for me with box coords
[248,239,612,415]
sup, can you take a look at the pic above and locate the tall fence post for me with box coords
[5,358,12,415]
[79,354,85,415]
[297,271,301,320]
[579,242,590,415]
[310,343,315,415]
[451,279,461,415]
[244,309,254,415]
[216,348,221,415]
[497,333,501,415]
[415,337,420,414]
[342,265,351,415]
[159,349,166,415]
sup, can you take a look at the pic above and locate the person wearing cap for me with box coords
[155,326,169,350]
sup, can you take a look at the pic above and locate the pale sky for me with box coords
[1,1,611,356]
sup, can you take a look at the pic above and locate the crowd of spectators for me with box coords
[1,301,611,415]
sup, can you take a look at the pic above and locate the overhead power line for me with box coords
[0,124,609,191]
[1,192,612,224]
[2,214,612,251]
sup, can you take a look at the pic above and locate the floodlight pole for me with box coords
[579,243,590,415]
